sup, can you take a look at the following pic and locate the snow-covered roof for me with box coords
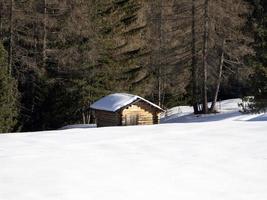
[90,93,164,112]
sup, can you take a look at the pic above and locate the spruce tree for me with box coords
[250,0,267,112]
[0,43,18,133]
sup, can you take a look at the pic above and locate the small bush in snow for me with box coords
[238,96,255,113]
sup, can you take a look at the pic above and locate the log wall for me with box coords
[122,105,153,125]
[94,100,162,127]
[121,101,160,125]
[95,110,121,127]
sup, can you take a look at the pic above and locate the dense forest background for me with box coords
[0,0,266,132]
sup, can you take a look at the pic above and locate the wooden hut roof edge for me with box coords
[90,93,164,112]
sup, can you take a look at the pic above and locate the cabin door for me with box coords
[125,114,139,126]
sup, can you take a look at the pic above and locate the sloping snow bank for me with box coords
[0,115,267,200]
[161,98,245,123]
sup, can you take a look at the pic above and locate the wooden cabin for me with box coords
[90,93,164,127]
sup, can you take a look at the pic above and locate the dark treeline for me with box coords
[0,0,266,132]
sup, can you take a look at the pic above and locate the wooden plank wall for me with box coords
[135,101,160,124]
[122,101,160,125]
[95,110,121,127]
[122,105,153,125]
[94,100,162,127]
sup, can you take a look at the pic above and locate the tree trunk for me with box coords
[34,17,38,67]
[8,0,14,75]
[87,111,91,124]
[158,66,162,107]
[82,111,86,124]
[43,0,47,69]
[157,0,163,107]
[0,2,3,39]
[210,38,225,112]
[191,0,199,114]
[202,0,209,114]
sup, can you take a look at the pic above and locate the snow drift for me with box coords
[0,99,266,200]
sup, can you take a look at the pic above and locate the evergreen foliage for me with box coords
[0,43,18,133]
[249,0,267,112]
[0,0,265,131]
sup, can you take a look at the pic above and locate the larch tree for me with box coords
[187,0,252,113]
[0,0,257,131]
[207,0,253,112]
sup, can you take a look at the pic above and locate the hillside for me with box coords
[0,99,267,200]
[2,0,264,132]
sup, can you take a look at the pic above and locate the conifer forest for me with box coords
[0,0,266,132]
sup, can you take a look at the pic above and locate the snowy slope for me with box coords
[161,98,244,123]
[0,99,267,200]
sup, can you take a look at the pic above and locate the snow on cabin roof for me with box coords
[90,93,164,112]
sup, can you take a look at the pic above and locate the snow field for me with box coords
[0,99,266,200]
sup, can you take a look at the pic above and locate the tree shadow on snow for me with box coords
[246,113,267,122]
[59,124,97,130]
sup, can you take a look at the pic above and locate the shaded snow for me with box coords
[0,99,267,200]
[60,124,96,130]
[90,93,163,112]
[218,98,242,111]
[161,98,244,123]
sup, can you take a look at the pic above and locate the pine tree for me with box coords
[250,0,267,112]
[0,42,18,133]
[0,0,257,131]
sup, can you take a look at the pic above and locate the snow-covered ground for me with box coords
[161,98,244,123]
[0,99,267,200]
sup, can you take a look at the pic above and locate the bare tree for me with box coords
[8,0,13,75]
[42,0,47,69]
[210,38,225,112]
[0,1,3,39]
[202,0,209,114]
[191,0,199,113]
[207,0,252,112]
